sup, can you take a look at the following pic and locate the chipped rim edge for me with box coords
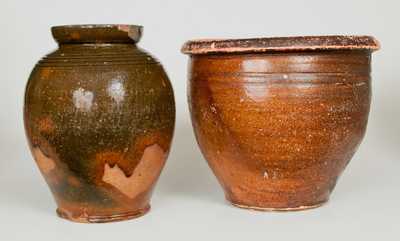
[181,35,380,55]
[51,24,144,44]
[51,24,143,30]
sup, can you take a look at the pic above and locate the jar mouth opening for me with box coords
[51,24,143,44]
[182,35,380,55]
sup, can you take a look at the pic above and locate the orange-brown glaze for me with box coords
[31,132,170,223]
[37,116,55,134]
[184,36,379,210]
[67,176,82,187]
[30,143,67,188]
[56,205,150,223]
[39,68,52,80]
[33,147,56,174]
[102,144,166,199]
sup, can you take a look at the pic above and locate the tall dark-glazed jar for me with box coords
[182,36,379,211]
[24,25,175,222]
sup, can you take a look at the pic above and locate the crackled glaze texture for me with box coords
[24,25,175,222]
[183,36,379,211]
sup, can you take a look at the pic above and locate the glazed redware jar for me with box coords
[182,36,379,210]
[24,25,175,222]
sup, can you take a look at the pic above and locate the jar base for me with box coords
[56,205,151,223]
[229,200,328,212]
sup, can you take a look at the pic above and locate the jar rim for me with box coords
[51,24,143,44]
[181,35,380,55]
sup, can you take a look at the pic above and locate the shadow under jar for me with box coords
[182,36,379,211]
[24,25,175,222]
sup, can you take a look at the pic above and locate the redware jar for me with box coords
[182,36,379,210]
[24,24,175,222]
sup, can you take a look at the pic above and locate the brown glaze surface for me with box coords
[184,36,379,210]
[24,25,175,223]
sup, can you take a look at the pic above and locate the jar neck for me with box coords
[58,43,138,48]
[56,42,141,55]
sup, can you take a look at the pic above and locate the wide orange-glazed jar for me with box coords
[182,36,379,210]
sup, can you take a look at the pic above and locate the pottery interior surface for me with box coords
[183,36,379,210]
[24,25,175,223]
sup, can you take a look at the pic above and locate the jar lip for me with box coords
[51,24,143,44]
[181,35,380,55]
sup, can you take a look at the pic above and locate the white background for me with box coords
[1,0,399,240]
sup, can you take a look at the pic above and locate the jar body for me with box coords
[24,42,175,222]
[188,50,371,210]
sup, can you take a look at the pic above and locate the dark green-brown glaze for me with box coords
[182,36,379,211]
[24,25,175,223]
